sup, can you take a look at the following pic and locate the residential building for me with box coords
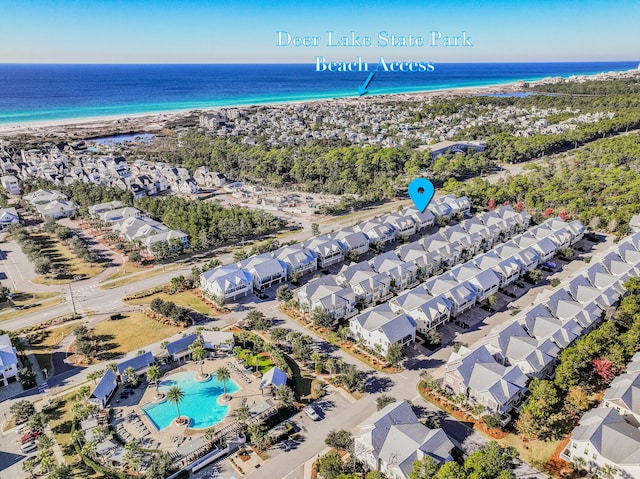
[239,254,287,290]
[35,199,76,219]
[89,369,118,408]
[349,303,416,355]
[0,175,20,195]
[165,334,198,362]
[0,334,19,386]
[201,331,235,353]
[116,352,155,380]
[353,401,454,479]
[275,245,318,277]
[304,236,345,268]
[0,207,19,230]
[297,277,356,321]
[444,345,528,415]
[200,265,253,301]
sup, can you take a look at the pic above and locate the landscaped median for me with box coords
[280,305,402,373]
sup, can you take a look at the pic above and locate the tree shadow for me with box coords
[364,373,394,393]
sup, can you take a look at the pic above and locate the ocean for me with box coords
[0,62,636,124]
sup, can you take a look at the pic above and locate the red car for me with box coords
[20,431,40,444]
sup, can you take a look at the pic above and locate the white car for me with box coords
[304,405,320,421]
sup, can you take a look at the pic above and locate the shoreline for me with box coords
[0,68,636,138]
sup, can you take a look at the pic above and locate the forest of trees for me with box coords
[443,132,640,235]
[135,196,283,250]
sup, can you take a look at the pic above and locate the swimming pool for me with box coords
[142,371,240,430]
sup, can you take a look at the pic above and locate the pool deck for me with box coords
[108,355,266,457]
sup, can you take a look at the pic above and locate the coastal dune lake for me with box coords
[0,62,636,124]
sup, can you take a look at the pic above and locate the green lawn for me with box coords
[124,290,220,315]
[499,433,560,471]
[92,311,183,358]
[29,323,77,373]
[234,349,275,375]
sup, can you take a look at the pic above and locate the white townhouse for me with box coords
[88,200,125,217]
[390,286,453,334]
[349,303,416,355]
[238,254,288,290]
[0,207,19,230]
[353,401,454,479]
[304,236,345,268]
[474,251,523,288]
[449,262,501,302]
[419,234,462,267]
[98,206,142,223]
[297,276,356,321]
[382,212,417,239]
[200,264,253,301]
[330,228,370,257]
[0,334,19,386]
[444,345,528,415]
[370,251,419,292]
[143,229,190,255]
[0,175,20,195]
[399,206,435,231]
[356,220,397,246]
[24,189,68,205]
[424,274,477,317]
[514,233,557,263]
[517,303,582,350]
[336,262,391,306]
[35,199,77,219]
[274,245,318,277]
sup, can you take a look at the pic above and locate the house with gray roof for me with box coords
[561,407,640,478]
[337,263,391,306]
[116,351,155,379]
[275,245,318,277]
[382,213,416,239]
[424,274,476,317]
[165,334,198,361]
[419,234,462,267]
[474,251,522,288]
[444,345,528,415]
[89,369,118,408]
[143,229,190,255]
[330,228,370,257]
[304,236,344,268]
[35,199,77,219]
[353,401,454,479]
[449,263,501,302]
[370,251,419,292]
[99,206,141,223]
[494,241,540,271]
[88,200,125,217]
[356,220,397,245]
[200,264,253,301]
[600,251,639,282]
[514,234,557,263]
[428,201,453,222]
[349,303,416,355]
[297,276,356,321]
[0,207,19,230]
[0,334,18,386]
[584,263,626,295]
[517,305,582,350]
[238,254,287,290]
[400,207,435,231]
[603,373,640,426]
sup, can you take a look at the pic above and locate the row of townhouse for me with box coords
[0,143,201,199]
[298,205,534,326]
[90,201,189,255]
[349,216,585,356]
[561,352,640,478]
[198,195,471,301]
[443,231,640,418]
[23,189,77,219]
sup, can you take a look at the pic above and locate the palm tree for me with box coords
[216,367,231,399]
[81,441,96,460]
[123,366,139,387]
[275,385,295,408]
[310,352,324,373]
[166,386,185,423]
[235,404,251,428]
[22,458,37,478]
[70,429,85,448]
[325,358,336,378]
[191,345,208,378]
[40,455,56,474]
[146,364,164,396]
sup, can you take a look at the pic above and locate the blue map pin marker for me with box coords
[408,178,435,213]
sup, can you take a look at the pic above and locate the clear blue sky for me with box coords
[1,0,638,63]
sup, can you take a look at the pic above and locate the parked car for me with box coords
[304,405,320,421]
[542,261,557,271]
[20,431,40,444]
[15,423,29,435]
[20,441,37,454]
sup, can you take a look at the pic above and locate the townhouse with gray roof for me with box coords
[349,303,416,355]
[353,401,455,479]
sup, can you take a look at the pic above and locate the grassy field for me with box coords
[29,323,77,372]
[125,290,219,315]
[499,433,560,471]
[29,232,106,285]
[99,263,183,290]
[100,260,150,283]
[92,311,183,357]
[11,291,60,306]
[0,296,65,322]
